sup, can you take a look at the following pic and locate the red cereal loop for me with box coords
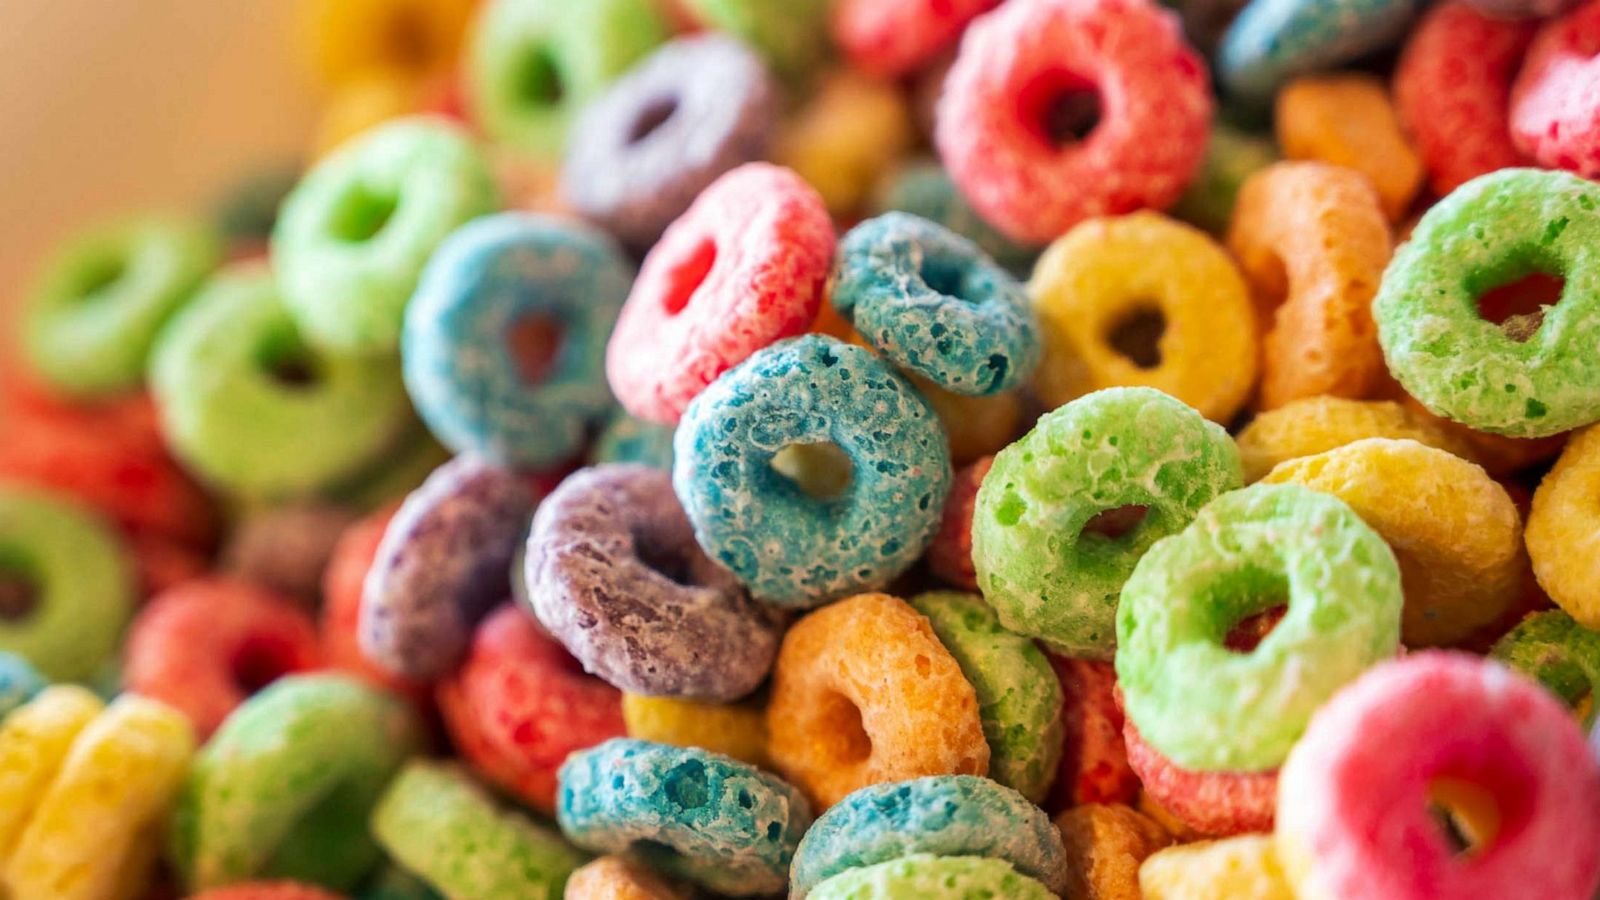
[831,0,1001,78]
[319,504,432,705]
[1123,714,1277,837]
[187,883,345,900]
[1048,656,1139,811]
[1510,0,1600,178]
[0,399,217,548]
[437,604,627,813]
[123,577,322,738]
[926,455,993,591]
[934,0,1212,246]
[605,163,835,425]
[1395,2,1536,196]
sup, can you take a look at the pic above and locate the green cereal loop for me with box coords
[1116,483,1403,772]
[272,117,498,354]
[972,387,1242,659]
[1375,168,1600,438]
[0,488,134,683]
[468,0,668,158]
[808,854,1055,900]
[910,592,1063,802]
[682,0,831,84]
[1491,611,1600,725]
[373,761,586,900]
[149,267,411,500]
[22,215,219,396]
[172,674,424,892]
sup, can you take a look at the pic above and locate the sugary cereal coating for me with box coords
[1509,1,1600,179]
[936,0,1212,246]
[974,387,1242,657]
[766,593,989,810]
[1117,483,1403,772]
[1139,835,1294,900]
[563,856,693,900]
[910,592,1063,802]
[790,775,1069,898]
[1235,396,1478,483]
[557,739,812,896]
[1123,716,1278,837]
[1526,425,1600,627]
[1263,438,1524,646]
[1227,162,1392,410]
[1053,803,1172,900]
[621,693,770,769]
[1029,213,1258,422]
[673,336,950,608]
[372,761,585,900]
[1376,168,1600,438]
[806,854,1055,900]
[1394,3,1536,196]
[1049,657,1139,809]
[1275,74,1423,221]
[1491,610,1600,715]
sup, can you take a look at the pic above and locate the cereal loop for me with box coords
[1275,74,1423,222]
[1263,438,1525,647]
[1029,212,1258,422]
[1227,162,1392,410]
[1527,425,1600,628]
[766,593,989,810]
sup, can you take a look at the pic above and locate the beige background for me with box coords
[0,2,321,309]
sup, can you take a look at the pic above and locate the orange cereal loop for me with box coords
[1235,396,1478,482]
[1226,162,1392,410]
[565,855,694,900]
[1275,74,1424,222]
[1054,804,1174,900]
[1527,425,1600,630]
[766,592,990,809]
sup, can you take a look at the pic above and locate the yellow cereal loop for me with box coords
[1527,425,1600,629]
[5,695,195,900]
[1275,74,1424,222]
[1029,212,1258,423]
[1053,803,1172,900]
[0,686,104,862]
[297,0,477,88]
[1263,438,1523,647]
[1139,835,1295,900]
[311,71,427,159]
[621,694,771,769]
[774,71,915,217]
[1236,396,1478,483]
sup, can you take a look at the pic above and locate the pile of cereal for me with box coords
[4,0,1600,896]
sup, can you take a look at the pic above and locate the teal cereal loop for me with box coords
[807,854,1055,900]
[1116,482,1403,772]
[272,117,498,354]
[909,593,1063,802]
[789,776,1068,898]
[1492,611,1600,725]
[0,487,135,684]
[149,267,411,499]
[373,762,586,900]
[972,387,1242,659]
[1375,168,1600,438]
[21,215,219,397]
[172,674,424,892]
[557,738,812,896]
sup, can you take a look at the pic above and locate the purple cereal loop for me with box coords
[359,455,537,680]
[526,464,781,701]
